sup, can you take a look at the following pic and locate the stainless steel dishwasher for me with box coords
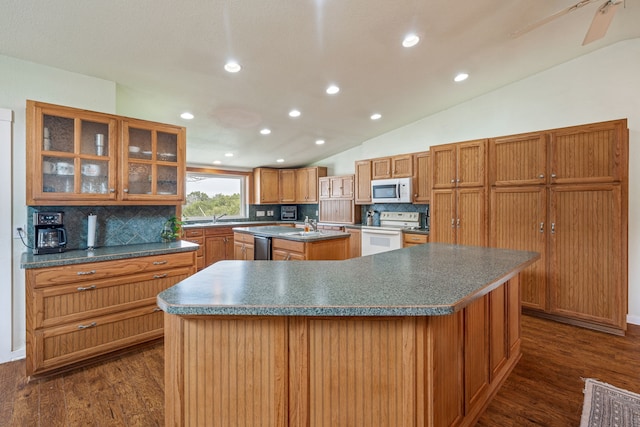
[254,235,272,260]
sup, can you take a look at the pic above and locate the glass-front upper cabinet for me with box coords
[121,119,185,201]
[27,100,118,204]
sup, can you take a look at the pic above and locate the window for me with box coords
[182,167,250,220]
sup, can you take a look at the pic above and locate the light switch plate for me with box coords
[256,211,265,217]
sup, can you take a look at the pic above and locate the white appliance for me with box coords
[371,178,412,203]
[361,212,420,256]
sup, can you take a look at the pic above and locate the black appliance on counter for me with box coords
[254,235,272,260]
[33,211,67,255]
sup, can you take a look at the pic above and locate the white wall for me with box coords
[318,38,640,323]
[1,54,116,363]
[0,108,14,362]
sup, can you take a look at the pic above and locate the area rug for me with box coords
[580,378,640,427]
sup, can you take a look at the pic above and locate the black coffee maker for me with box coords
[33,212,67,255]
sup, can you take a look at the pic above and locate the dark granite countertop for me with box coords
[21,240,199,269]
[232,225,350,241]
[158,243,539,317]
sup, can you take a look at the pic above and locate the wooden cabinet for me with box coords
[295,167,327,203]
[488,119,628,334]
[371,154,413,179]
[204,226,234,267]
[354,160,372,205]
[319,176,331,200]
[319,175,354,200]
[182,227,205,270]
[413,151,431,204]
[272,237,348,261]
[25,251,196,376]
[319,175,361,224]
[233,232,255,260]
[279,169,296,203]
[26,100,186,206]
[253,168,280,204]
[403,232,428,247]
[432,139,486,189]
[431,187,486,246]
[345,228,361,258]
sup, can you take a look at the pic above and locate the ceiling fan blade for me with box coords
[582,0,622,45]
[510,0,599,39]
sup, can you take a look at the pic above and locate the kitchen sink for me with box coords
[282,231,324,237]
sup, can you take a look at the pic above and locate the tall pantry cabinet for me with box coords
[489,120,628,334]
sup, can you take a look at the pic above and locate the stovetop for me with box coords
[362,211,421,231]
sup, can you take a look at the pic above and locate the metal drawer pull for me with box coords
[77,322,97,330]
[76,270,96,276]
[152,260,168,265]
[153,307,163,312]
[153,273,168,279]
[77,285,97,291]
[539,222,544,233]
[551,223,555,234]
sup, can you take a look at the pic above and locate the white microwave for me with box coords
[371,178,413,203]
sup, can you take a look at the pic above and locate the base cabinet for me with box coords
[272,237,348,261]
[204,227,234,267]
[25,251,196,377]
[233,232,255,260]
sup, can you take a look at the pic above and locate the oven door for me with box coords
[361,228,403,256]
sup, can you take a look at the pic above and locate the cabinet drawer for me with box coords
[32,267,191,328]
[272,238,305,253]
[30,252,195,287]
[234,232,254,244]
[205,226,234,236]
[403,233,428,244]
[183,236,204,256]
[33,305,164,375]
[183,228,204,238]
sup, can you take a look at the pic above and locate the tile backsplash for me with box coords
[27,205,177,250]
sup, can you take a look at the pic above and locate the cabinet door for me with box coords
[121,119,185,201]
[430,189,456,244]
[205,236,228,266]
[549,120,626,185]
[305,168,319,202]
[490,186,547,311]
[391,154,413,177]
[413,151,430,203]
[295,168,311,202]
[319,177,331,200]
[371,158,392,179]
[457,139,486,188]
[489,132,547,186]
[279,169,296,203]
[457,187,487,246]
[548,184,624,329]
[27,101,118,204]
[355,161,372,204]
[254,168,279,204]
[345,229,361,258]
[341,175,354,199]
[431,144,457,189]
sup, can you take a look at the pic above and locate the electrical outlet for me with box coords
[315,210,319,216]
[266,210,274,216]
[256,211,265,217]
[14,225,25,239]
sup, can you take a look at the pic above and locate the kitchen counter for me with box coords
[161,243,538,426]
[232,225,350,241]
[20,240,199,269]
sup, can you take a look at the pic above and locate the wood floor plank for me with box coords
[1,315,639,426]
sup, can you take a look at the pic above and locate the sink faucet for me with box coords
[213,213,226,223]
[309,218,318,232]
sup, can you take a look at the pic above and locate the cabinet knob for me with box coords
[551,173,557,179]
[124,188,129,193]
[451,179,455,183]
[539,222,544,233]
[551,223,556,234]
[538,174,544,179]
[110,188,116,193]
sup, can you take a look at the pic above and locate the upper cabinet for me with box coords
[253,166,327,205]
[431,139,487,189]
[319,175,354,200]
[26,100,186,206]
[489,120,627,187]
[354,160,372,205]
[279,169,297,203]
[295,167,327,204]
[253,168,280,204]
[413,151,431,204]
[371,154,413,179]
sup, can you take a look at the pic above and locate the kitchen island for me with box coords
[158,243,539,426]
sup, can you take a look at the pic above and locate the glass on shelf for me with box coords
[80,159,109,194]
[43,115,74,153]
[80,120,109,156]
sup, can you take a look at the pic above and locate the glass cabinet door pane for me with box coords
[80,120,110,156]
[128,163,151,195]
[157,165,178,195]
[157,131,178,163]
[43,115,74,153]
[128,128,152,158]
[80,159,110,194]
[42,156,75,193]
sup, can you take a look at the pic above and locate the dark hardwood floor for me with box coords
[1,315,639,426]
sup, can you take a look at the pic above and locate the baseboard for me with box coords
[626,314,640,326]
[0,348,25,365]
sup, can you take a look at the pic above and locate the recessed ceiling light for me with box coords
[180,112,194,120]
[289,109,301,118]
[213,160,222,165]
[224,152,234,157]
[454,72,469,82]
[315,139,325,145]
[370,113,382,120]
[224,61,242,73]
[402,34,420,48]
[276,158,285,163]
[260,128,271,135]
[326,85,340,95]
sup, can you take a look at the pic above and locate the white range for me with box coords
[361,211,420,256]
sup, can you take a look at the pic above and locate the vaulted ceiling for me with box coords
[1,0,639,169]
